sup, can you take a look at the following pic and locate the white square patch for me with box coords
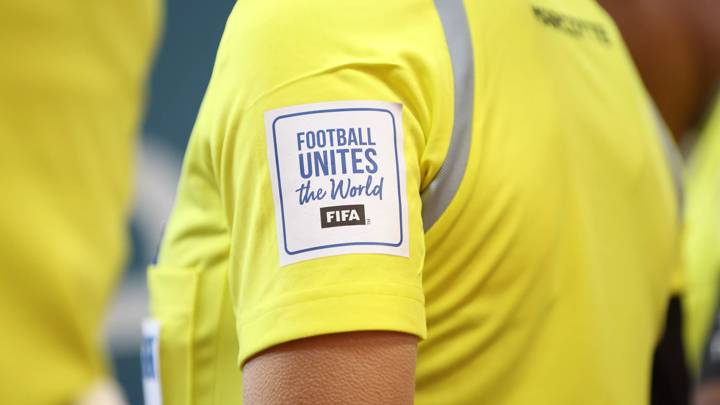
[265,101,409,266]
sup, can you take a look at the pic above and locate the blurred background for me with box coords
[105,1,234,403]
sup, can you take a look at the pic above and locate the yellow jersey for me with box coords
[0,1,161,404]
[149,0,681,404]
[684,98,720,376]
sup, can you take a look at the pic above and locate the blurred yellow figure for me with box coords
[0,2,161,404]
[685,97,720,375]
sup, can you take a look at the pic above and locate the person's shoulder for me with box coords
[226,0,438,53]
[232,0,433,25]
[215,0,444,103]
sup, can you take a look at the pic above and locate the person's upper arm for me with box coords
[209,0,453,374]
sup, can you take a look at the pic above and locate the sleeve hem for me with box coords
[236,289,427,367]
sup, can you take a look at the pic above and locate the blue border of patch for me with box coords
[272,107,404,255]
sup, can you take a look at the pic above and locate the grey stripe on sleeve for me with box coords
[422,0,475,232]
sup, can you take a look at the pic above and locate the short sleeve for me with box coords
[204,0,453,365]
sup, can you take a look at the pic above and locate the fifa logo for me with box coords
[320,205,367,228]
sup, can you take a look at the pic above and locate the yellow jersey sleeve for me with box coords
[196,0,452,366]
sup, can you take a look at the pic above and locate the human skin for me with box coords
[243,331,418,405]
[598,0,719,140]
